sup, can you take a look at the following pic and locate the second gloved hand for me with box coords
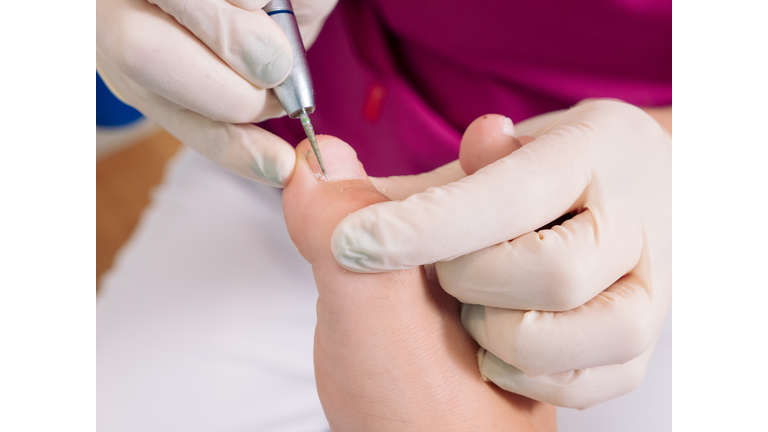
[331,100,672,409]
[96,0,337,187]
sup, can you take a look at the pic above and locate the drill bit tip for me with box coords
[299,110,326,177]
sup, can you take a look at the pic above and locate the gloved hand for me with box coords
[331,100,672,409]
[96,0,337,187]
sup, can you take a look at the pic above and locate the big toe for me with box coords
[283,136,389,266]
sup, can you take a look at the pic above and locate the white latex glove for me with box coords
[96,0,337,187]
[332,100,672,409]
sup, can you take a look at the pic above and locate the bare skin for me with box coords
[642,106,672,134]
[459,114,535,175]
[283,135,556,432]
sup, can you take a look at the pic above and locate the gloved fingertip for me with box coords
[244,40,292,87]
[331,244,383,274]
[330,217,389,273]
[250,157,292,187]
[460,303,485,330]
[247,139,297,187]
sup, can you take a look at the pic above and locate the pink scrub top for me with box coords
[261,0,672,177]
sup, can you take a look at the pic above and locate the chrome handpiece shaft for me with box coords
[263,0,326,176]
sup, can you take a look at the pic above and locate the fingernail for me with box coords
[303,137,365,181]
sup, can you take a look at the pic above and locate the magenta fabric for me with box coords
[260,0,672,177]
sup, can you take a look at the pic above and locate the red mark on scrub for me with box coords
[362,82,386,124]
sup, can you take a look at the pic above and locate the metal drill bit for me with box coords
[263,1,323,176]
[299,110,326,177]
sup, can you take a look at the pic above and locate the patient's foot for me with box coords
[283,136,555,432]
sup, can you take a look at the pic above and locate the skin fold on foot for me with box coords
[282,135,555,432]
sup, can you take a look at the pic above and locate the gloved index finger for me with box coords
[150,0,293,88]
[331,117,596,273]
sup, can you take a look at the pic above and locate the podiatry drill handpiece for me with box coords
[263,0,326,177]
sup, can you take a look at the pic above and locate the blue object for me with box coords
[96,72,143,127]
